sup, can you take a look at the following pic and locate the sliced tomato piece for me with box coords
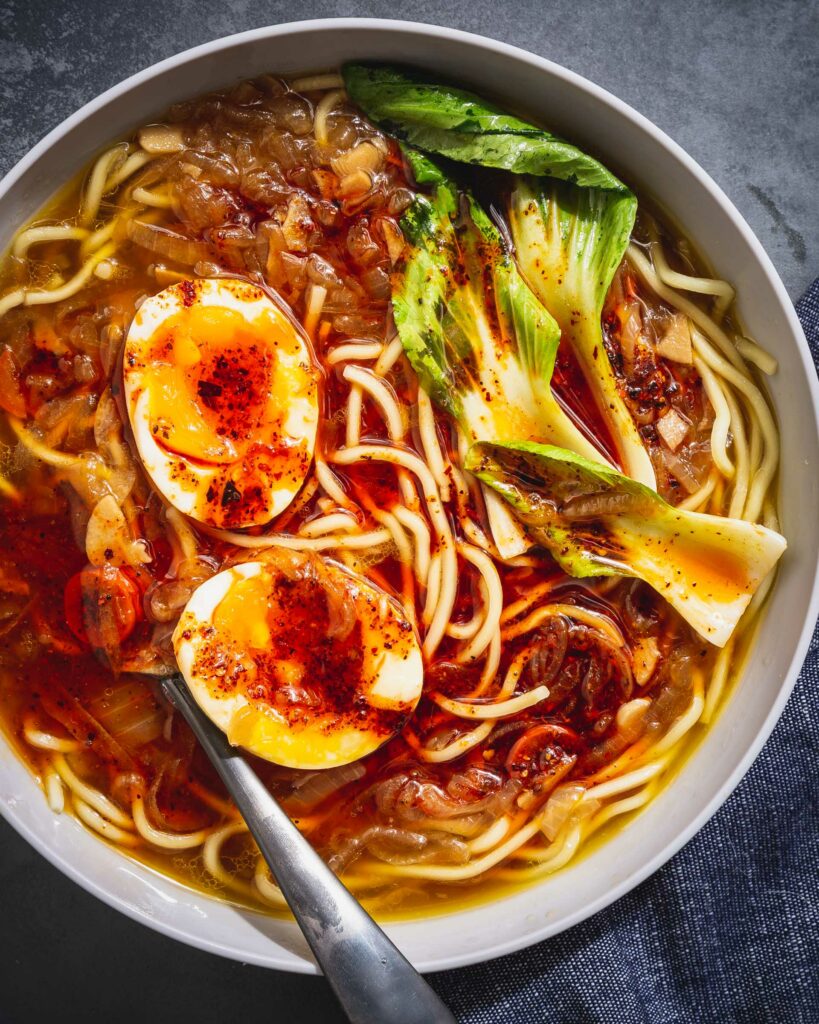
[64,565,143,649]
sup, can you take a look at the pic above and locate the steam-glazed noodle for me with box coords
[0,67,783,917]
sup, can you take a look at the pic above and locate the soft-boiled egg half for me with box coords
[123,278,319,529]
[172,551,423,770]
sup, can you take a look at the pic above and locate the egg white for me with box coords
[173,560,424,770]
[123,278,318,528]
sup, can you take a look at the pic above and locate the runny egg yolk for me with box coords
[172,553,424,770]
[123,278,319,529]
[149,305,279,466]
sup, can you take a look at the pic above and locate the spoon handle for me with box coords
[161,676,456,1024]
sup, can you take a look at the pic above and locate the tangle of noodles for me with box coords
[0,71,781,918]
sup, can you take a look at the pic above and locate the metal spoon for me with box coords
[160,674,456,1024]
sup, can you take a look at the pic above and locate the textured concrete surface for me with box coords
[0,2,816,1022]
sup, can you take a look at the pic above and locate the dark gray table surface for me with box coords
[0,2,816,1022]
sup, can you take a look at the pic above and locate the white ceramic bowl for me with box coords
[1,19,817,974]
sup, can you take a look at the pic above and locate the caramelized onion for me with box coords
[375,773,519,822]
[126,219,209,265]
[328,825,469,871]
[527,616,569,686]
[445,765,503,803]
[660,448,699,493]
[330,141,384,178]
[146,757,213,833]
[289,763,366,810]
[541,784,585,841]
[623,581,660,636]
[361,266,390,301]
[34,393,91,441]
[280,194,315,251]
[306,253,341,287]
[148,556,217,623]
[180,149,239,186]
[346,220,380,266]
[41,686,135,769]
[369,830,469,866]
[87,680,164,749]
[645,647,695,734]
[379,217,405,264]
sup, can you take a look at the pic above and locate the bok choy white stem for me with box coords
[509,180,656,488]
[467,440,786,646]
[394,162,610,463]
[393,155,615,554]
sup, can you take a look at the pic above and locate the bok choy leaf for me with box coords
[394,163,614,557]
[509,179,656,487]
[394,171,609,468]
[343,63,653,487]
[466,440,786,647]
[343,63,627,191]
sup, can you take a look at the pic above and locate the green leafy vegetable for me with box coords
[394,169,608,467]
[395,161,617,557]
[343,63,627,191]
[509,178,656,487]
[467,440,786,646]
[345,63,653,486]
[399,144,448,186]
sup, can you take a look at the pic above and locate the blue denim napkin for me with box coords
[433,280,819,1024]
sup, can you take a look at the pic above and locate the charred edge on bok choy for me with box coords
[466,440,786,647]
[343,63,628,192]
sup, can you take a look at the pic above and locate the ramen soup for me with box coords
[0,66,786,916]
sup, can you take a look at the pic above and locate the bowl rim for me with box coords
[1,16,817,975]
